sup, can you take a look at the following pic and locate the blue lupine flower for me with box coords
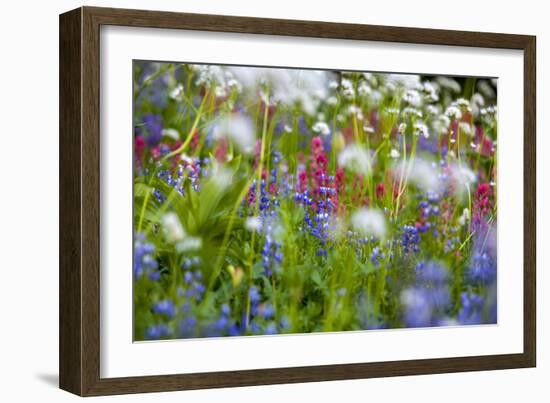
[264,322,278,335]
[249,286,261,305]
[402,261,450,327]
[260,303,275,320]
[401,287,433,327]
[221,303,231,316]
[279,316,291,331]
[457,291,484,325]
[179,270,205,301]
[178,315,197,338]
[145,324,171,340]
[298,116,308,134]
[416,261,448,284]
[153,299,176,319]
[143,114,163,146]
[357,291,386,330]
[133,232,158,279]
[401,225,420,253]
[370,246,384,266]
[468,251,496,284]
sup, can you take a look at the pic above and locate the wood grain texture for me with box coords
[59,6,537,396]
[59,7,83,396]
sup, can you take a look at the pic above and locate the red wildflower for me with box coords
[150,145,161,160]
[134,135,145,163]
[475,126,494,157]
[376,183,385,199]
[214,138,228,162]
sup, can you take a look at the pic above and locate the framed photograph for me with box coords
[59,6,536,396]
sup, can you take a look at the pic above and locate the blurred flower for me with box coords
[162,128,180,141]
[389,148,400,159]
[169,83,184,101]
[176,237,202,252]
[212,115,256,155]
[451,164,477,199]
[245,216,262,232]
[338,144,372,176]
[436,76,461,93]
[396,158,442,193]
[143,114,163,146]
[386,74,421,90]
[458,207,470,226]
[145,324,171,340]
[161,212,186,243]
[351,208,387,239]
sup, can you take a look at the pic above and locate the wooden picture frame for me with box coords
[59,6,536,396]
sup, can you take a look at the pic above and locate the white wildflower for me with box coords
[398,123,407,134]
[212,166,234,190]
[426,104,441,116]
[161,128,180,141]
[169,83,184,101]
[445,105,462,120]
[338,144,372,176]
[432,114,451,136]
[370,90,383,105]
[351,208,387,239]
[259,89,271,106]
[451,164,477,199]
[395,158,442,193]
[363,125,375,134]
[312,121,331,136]
[214,86,227,98]
[362,72,374,81]
[455,98,471,110]
[459,122,473,137]
[348,104,360,115]
[404,89,422,107]
[402,107,423,119]
[436,76,461,93]
[477,80,496,99]
[340,78,355,99]
[357,81,372,97]
[423,81,439,102]
[176,237,202,252]
[458,208,470,226]
[245,216,262,232]
[161,212,186,243]
[328,80,339,90]
[471,93,485,117]
[389,148,400,159]
[327,96,338,106]
[227,78,242,93]
[414,122,429,139]
[386,74,422,90]
[227,66,332,115]
[212,115,256,155]
[385,107,400,116]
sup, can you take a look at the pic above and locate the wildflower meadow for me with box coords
[133,61,498,341]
